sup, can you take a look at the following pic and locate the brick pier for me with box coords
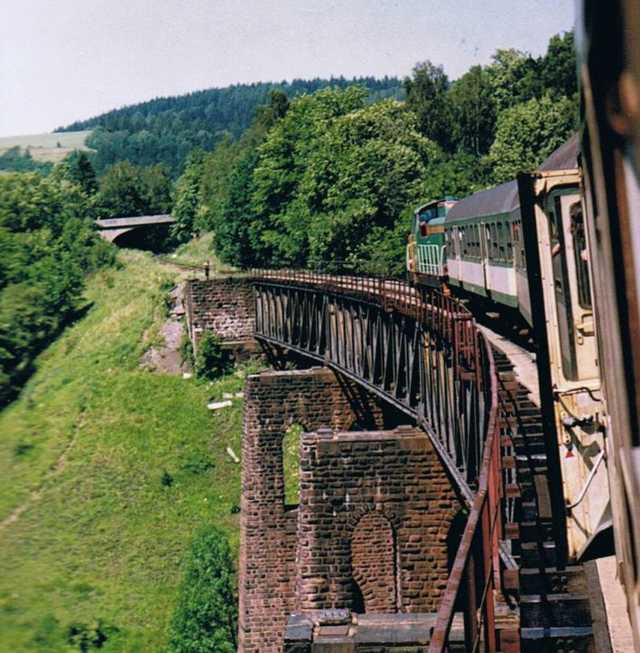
[239,366,463,652]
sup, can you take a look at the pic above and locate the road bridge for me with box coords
[95,214,175,243]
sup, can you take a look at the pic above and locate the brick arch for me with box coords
[345,504,402,532]
[350,511,398,613]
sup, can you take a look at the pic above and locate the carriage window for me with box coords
[506,222,514,262]
[490,224,498,258]
[569,201,592,310]
[550,195,578,380]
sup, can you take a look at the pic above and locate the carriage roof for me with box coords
[538,133,579,171]
[445,135,579,225]
[445,180,519,223]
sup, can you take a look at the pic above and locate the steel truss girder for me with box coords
[254,282,486,504]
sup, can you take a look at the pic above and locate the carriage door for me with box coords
[545,189,598,381]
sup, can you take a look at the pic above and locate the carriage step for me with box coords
[519,593,592,629]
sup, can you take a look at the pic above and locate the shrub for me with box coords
[168,526,237,653]
[194,332,231,381]
[66,620,116,651]
[179,332,194,368]
[181,451,214,475]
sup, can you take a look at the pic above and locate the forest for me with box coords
[171,32,577,274]
[0,32,576,406]
[56,77,404,176]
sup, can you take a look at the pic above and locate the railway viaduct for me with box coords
[184,271,595,653]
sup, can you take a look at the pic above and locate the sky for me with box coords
[0,0,575,138]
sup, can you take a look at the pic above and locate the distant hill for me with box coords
[56,77,404,176]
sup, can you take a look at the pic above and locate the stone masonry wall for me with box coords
[240,366,462,652]
[239,367,390,653]
[184,277,255,347]
[351,512,397,612]
[295,427,461,615]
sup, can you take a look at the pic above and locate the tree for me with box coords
[448,65,497,156]
[299,100,439,272]
[234,88,439,274]
[213,148,261,267]
[404,61,452,150]
[58,77,402,176]
[488,94,577,183]
[168,527,237,653]
[94,161,172,218]
[486,49,542,113]
[171,151,205,243]
[60,150,98,194]
[540,32,577,98]
[0,172,114,404]
[139,164,172,214]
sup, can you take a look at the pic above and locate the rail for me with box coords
[246,267,507,650]
[155,255,212,278]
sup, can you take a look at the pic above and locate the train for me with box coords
[405,1,640,646]
[407,134,604,552]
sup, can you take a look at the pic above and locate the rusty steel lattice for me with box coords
[249,269,515,652]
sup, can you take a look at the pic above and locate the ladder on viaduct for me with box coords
[246,269,520,652]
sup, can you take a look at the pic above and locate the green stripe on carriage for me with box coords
[460,280,488,297]
[489,289,518,307]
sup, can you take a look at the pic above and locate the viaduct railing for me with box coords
[247,268,516,651]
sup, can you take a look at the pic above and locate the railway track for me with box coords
[483,326,596,652]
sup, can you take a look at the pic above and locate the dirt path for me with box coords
[140,283,188,375]
[0,413,83,534]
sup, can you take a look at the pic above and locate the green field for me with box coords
[0,131,93,163]
[0,250,247,652]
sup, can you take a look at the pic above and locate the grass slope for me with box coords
[0,250,245,652]
[0,131,93,163]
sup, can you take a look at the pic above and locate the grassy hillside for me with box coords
[0,250,247,652]
[0,131,93,163]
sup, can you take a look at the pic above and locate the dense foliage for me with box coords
[0,172,115,405]
[489,94,578,182]
[0,147,53,174]
[405,32,577,159]
[199,31,578,273]
[57,77,403,176]
[168,526,237,653]
[93,161,172,219]
[194,332,232,381]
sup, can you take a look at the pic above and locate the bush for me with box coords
[194,332,231,381]
[179,332,194,368]
[168,527,237,653]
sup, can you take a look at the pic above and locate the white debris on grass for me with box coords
[222,391,244,400]
[226,446,240,463]
[207,400,232,410]
[182,372,193,379]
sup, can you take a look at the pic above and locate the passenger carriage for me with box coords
[444,180,530,324]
